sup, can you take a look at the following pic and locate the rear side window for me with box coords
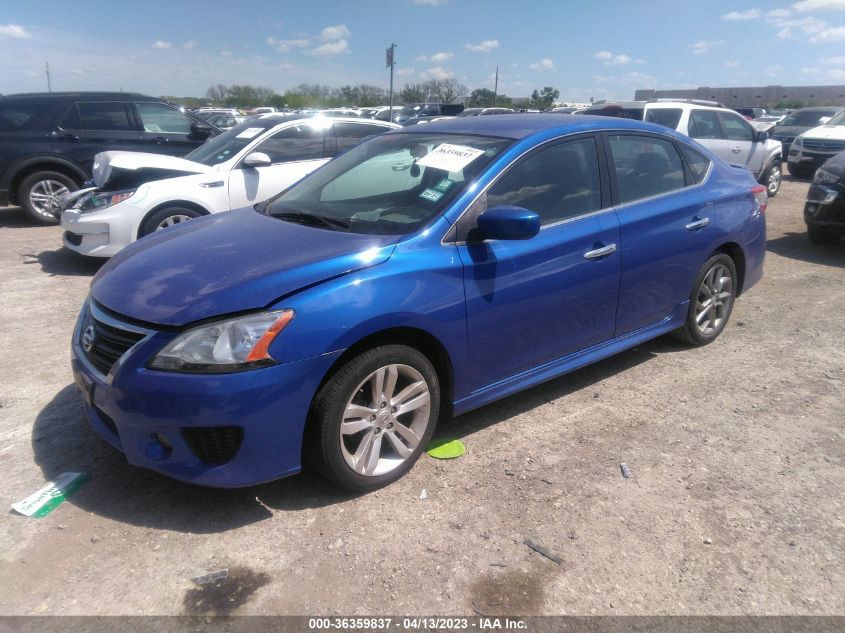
[135,102,193,134]
[688,110,722,140]
[487,136,602,226]
[64,102,133,131]
[254,124,326,163]
[719,112,754,142]
[608,135,686,204]
[333,122,390,153]
[645,108,682,130]
[0,102,48,131]
[679,145,712,184]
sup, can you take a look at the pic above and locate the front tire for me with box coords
[139,206,203,238]
[762,160,781,197]
[18,170,79,224]
[307,345,441,491]
[672,254,737,346]
[807,224,839,245]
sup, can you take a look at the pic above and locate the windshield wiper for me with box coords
[273,211,351,231]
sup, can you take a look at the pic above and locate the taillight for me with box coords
[752,184,768,214]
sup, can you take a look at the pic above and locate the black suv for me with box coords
[0,92,217,223]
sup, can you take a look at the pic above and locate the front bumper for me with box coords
[788,148,837,172]
[0,188,9,207]
[71,302,342,487]
[60,201,141,258]
[804,183,845,230]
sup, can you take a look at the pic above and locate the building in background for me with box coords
[635,85,845,108]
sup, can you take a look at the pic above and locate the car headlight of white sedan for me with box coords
[76,189,137,213]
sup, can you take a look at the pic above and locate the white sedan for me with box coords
[60,115,399,257]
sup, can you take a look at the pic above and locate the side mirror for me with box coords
[476,206,540,241]
[242,152,272,168]
[755,129,770,142]
[190,121,214,139]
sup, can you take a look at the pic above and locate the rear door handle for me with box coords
[583,243,617,259]
[685,217,711,231]
[199,181,224,188]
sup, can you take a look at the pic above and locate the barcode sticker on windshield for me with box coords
[236,127,264,139]
[417,144,485,173]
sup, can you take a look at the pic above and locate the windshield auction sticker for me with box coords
[235,127,264,139]
[417,143,485,173]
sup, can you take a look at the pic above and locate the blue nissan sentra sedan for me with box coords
[70,115,766,490]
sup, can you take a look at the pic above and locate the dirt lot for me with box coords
[0,175,842,617]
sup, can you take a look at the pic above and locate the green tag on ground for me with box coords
[426,438,466,459]
[11,472,88,518]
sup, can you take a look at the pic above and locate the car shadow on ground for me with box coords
[22,247,105,276]
[767,231,845,268]
[32,336,685,533]
[0,206,42,229]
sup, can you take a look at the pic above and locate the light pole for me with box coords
[386,43,396,120]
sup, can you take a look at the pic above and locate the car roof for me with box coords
[390,113,669,140]
[2,91,156,101]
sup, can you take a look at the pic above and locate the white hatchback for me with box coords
[60,116,399,257]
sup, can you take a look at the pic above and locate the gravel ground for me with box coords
[0,175,842,616]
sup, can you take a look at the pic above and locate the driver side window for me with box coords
[255,125,327,164]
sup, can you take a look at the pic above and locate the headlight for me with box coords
[813,168,841,185]
[792,136,804,148]
[77,189,137,213]
[148,310,294,373]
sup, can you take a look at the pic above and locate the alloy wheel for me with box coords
[694,264,733,336]
[29,179,69,218]
[155,214,194,230]
[340,363,432,476]
[767,164,782,196]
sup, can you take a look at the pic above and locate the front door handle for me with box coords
[153,136,168,143]
[199,181,224,188]
[731,146,742,153]
[583,243,617,259]
[685,217,711,231]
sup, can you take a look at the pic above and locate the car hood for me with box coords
[772,125,811,138]
[92,151,215,189]
[91,208,399,327]
[798,125,845,142]
[821,150,845,176]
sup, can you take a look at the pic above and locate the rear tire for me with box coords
[139,206,203,238]
[672,253,737,346]
[306,345,440,492]
[18,170,79,224]
[807,224,839,245]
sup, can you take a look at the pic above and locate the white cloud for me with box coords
[622,71,656,87]
[429,51,453,62]
[410,0,448,4]
[182,40,197,50]
[309,39,349,56]
[823,55,845,63]
[221,50,233,57]
[465,39,499,53]
[152,40,172,49]
[768,8,792,16]
[794,0,845,11]
[396,67,416,76]
[778,27,794,37]
[692,40,724,53]
[764,64,781,76]
[420,66,453,80]
[725,60,740,67]
[320,25,351,41]
[810,24,845,39]
[530,58,554,70]
[0,24,30,39]
[594,50,613,60]
[723,8,762,20]
[828,68,845,79]
[608,54,631,65]
[266,36,309,52]
[802,66,822,74]
[594,50,631,65]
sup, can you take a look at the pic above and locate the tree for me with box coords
[469,88,496,107]
[426,78,467,104]
[400,83,427,104]
[530,86,560,110]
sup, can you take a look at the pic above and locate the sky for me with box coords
[2,0,845,103]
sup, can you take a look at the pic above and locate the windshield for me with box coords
[824,110,845,126]
[265,132,512,235]
[781,109,842,127]
[183,119,278,165]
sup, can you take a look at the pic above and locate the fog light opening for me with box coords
[145,433,173,461]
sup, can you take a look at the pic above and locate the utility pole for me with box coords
[386,43,396,120]
[45,59,52,92]
[493,66,498,107]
